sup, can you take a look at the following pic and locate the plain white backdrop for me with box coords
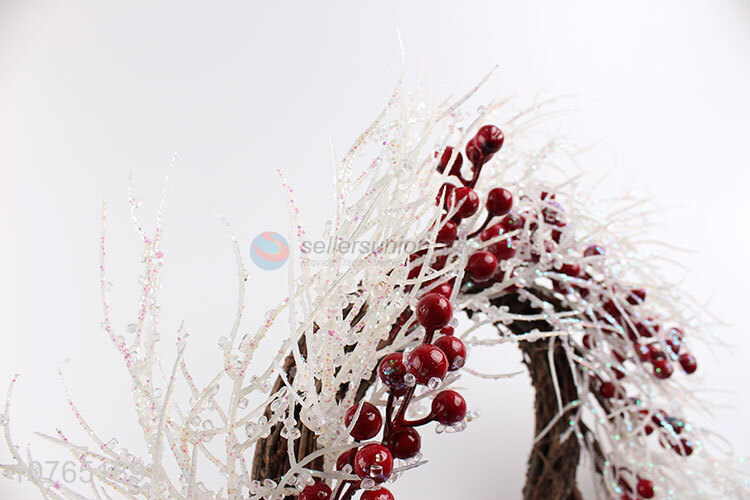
[1,1,750,498]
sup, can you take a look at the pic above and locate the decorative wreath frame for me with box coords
[0,68,746,500]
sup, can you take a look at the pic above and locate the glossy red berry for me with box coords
[489,238,516,261]
[416,293,453,331]
[353,443,393,483]
[434,335,467,371]
[501,212,525,231]
[627,289,646,305]
[360,488,395,500]
[432,282,453,299]
[387,427,421,459]
[486,187,513,216]
[584,244,605,257]
[480,223,504,242]
[378,353,408,395]
[465,137,483,165]
[475,125,504,155]
[336,449,356,471]
[679,352,697,374]
[407,344,448,385]
[345,402,383,440]
[432,390,467,425]
[599,381,617,398]
[299,481,332,500]
[437,146,463,177]
[665,327,683,354]
[436,221,458,244]
[440,325,454,336]
[559,263,580,277]
[636,478,654,498]
[467,251,498,281]
[436,183,455,206]
[653,358,674,379]
[448,186,480,219]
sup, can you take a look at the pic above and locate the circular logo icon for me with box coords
[250,232,289,270]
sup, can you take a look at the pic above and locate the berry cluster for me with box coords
[303,123,701,499]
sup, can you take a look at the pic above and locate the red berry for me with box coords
[336,449,356,471]
[360,488,395,500]
[416,293,453,331]
[679,352,697,374]
[559,263,580,277]
[432,390,467,425]
[436,183,455,206]
[437,146,463,177]
[407,344,449,385]
[378,353,408,395]
[480,223,504,242]
[345,402,383,440]
[299,481,332,500]
[500,212,525,231]
[653,358,674,379]
[489,238,516,261]
[584,244,605,257]
[627,289,646,305]
[432,282,453,299]
[387,427,421,459]
[612,367,626,380]
[673,438,694,456]
[465,137,484,165]
[436,221,458,244]
[665,327,683,354]
[636,479,654,498]
[486,187,513,216]
[475,125,504,155]
[599,381,617,398]
[448,186,480,219]
[434,335,467,371]
[582,334,597,349]
[467,251,498,281]
[353,444,393,483]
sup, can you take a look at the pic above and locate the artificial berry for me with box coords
[437,146,463,177]
[653,358,674,379]
[679,352,697,374]
[434,335,467,371]
[345,402,383,440]
[559,263,580,277]
[360,488,395,500]
[636,318,659,338]
[486,187,513,216]
[475,125,504,155]
[378,353,408,395]
[299,481,332,500]
[584,244,605,257]
[542,200,565,226]
[436,183,455,206]
[627,289,646,305]
[480,223,504,242]
[436,221,458,244]
[603,300,621,318]
[448,186,480,219]
[416,293,453,331]
[432,282,453,299]
[489,238,516,261]
[336,449,356,471]
[407,344,449,385]
[500,212,525,231]
[673,438,694,456]
[431,390,467,425]
[353,443,393,483]
[387,427,421,459]
[440,325,454,336]
[467,251,498,281]
[612,367,626,380]
[465,138,482,166]
[636,478,654,498]
[665,327,683,354]
[599,381,617,398]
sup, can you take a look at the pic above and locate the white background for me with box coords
[1,1,750,498]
